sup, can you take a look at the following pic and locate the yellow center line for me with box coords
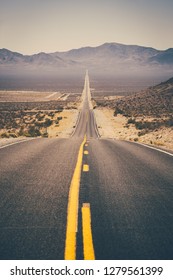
[82,203,95,260]
[84,150,89,155]
[85,144,88,147]
[64,135,86,260]
[83,164,89,172]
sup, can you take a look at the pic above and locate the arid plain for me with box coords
[0,76,172,152]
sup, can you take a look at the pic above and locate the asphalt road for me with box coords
[0,72,173,260]
[79,139,173,260]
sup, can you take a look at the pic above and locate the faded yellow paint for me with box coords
[84,150,89,155]
[64,135,86,260]
[83,164,89,172]
[82,203,95,260]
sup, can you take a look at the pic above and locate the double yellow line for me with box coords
[64,135,95,260]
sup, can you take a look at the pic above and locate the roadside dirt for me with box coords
[94,107,173,151]
[47,109,78,138]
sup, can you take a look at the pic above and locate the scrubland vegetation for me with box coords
[0,92,80,138]
[0,109,63,138]
[93,77,173,138]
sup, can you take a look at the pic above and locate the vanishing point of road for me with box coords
[0,71,173,260]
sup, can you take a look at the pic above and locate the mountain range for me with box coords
[1,42,173,68]
[0,42,173,90]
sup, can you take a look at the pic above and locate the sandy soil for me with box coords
[0,91,63,102]
[47,109,78,138]
[94,107,173,151]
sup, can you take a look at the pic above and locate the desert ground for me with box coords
[0,90,80,147]
[94,107,173,151]
[0,86,172,152]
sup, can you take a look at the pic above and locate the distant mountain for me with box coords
[0,43,173,67]
[148,48,173,65]
[0,43,173,90]
[0,48,70,67]
[0,48,24,63]
[57,43,159,63]
[113,76,173,117]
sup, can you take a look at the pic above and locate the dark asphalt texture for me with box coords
[0,73,173,260]
[79,139,173,260]
[0,138,81,259]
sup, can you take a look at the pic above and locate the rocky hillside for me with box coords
[113,77,173,117]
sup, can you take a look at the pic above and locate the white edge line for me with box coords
[70,111,81,138]
[0,138,37,150]
[92,110,100,138]
[133,141,173,157]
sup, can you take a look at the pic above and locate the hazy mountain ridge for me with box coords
[58,43,159,62]
[0,43,173,91]
[0,49,71,67]
[148,48,173,64]
[0,43,173,66]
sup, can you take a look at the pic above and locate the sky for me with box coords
[0,0,173,54]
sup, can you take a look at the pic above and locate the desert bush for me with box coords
[23,131,32,137]
[28,126,41,137]
[57,116,62,121]
[9,133,17,138]
[1,132,9,138]
[42,132,48,138]
[135,121,144,130]
[48,112,55,118]
[127,118,136,124]
[124,124,129,128]
[35,121,44,127]
[44,118,53,127]
[114,107,124,116]
[18,128,24,136]
[37,114,45,121]
[138,129,149,137]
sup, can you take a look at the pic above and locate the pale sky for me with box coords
[0,0,173,54]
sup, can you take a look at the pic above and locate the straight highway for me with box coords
[0,72,173,260]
